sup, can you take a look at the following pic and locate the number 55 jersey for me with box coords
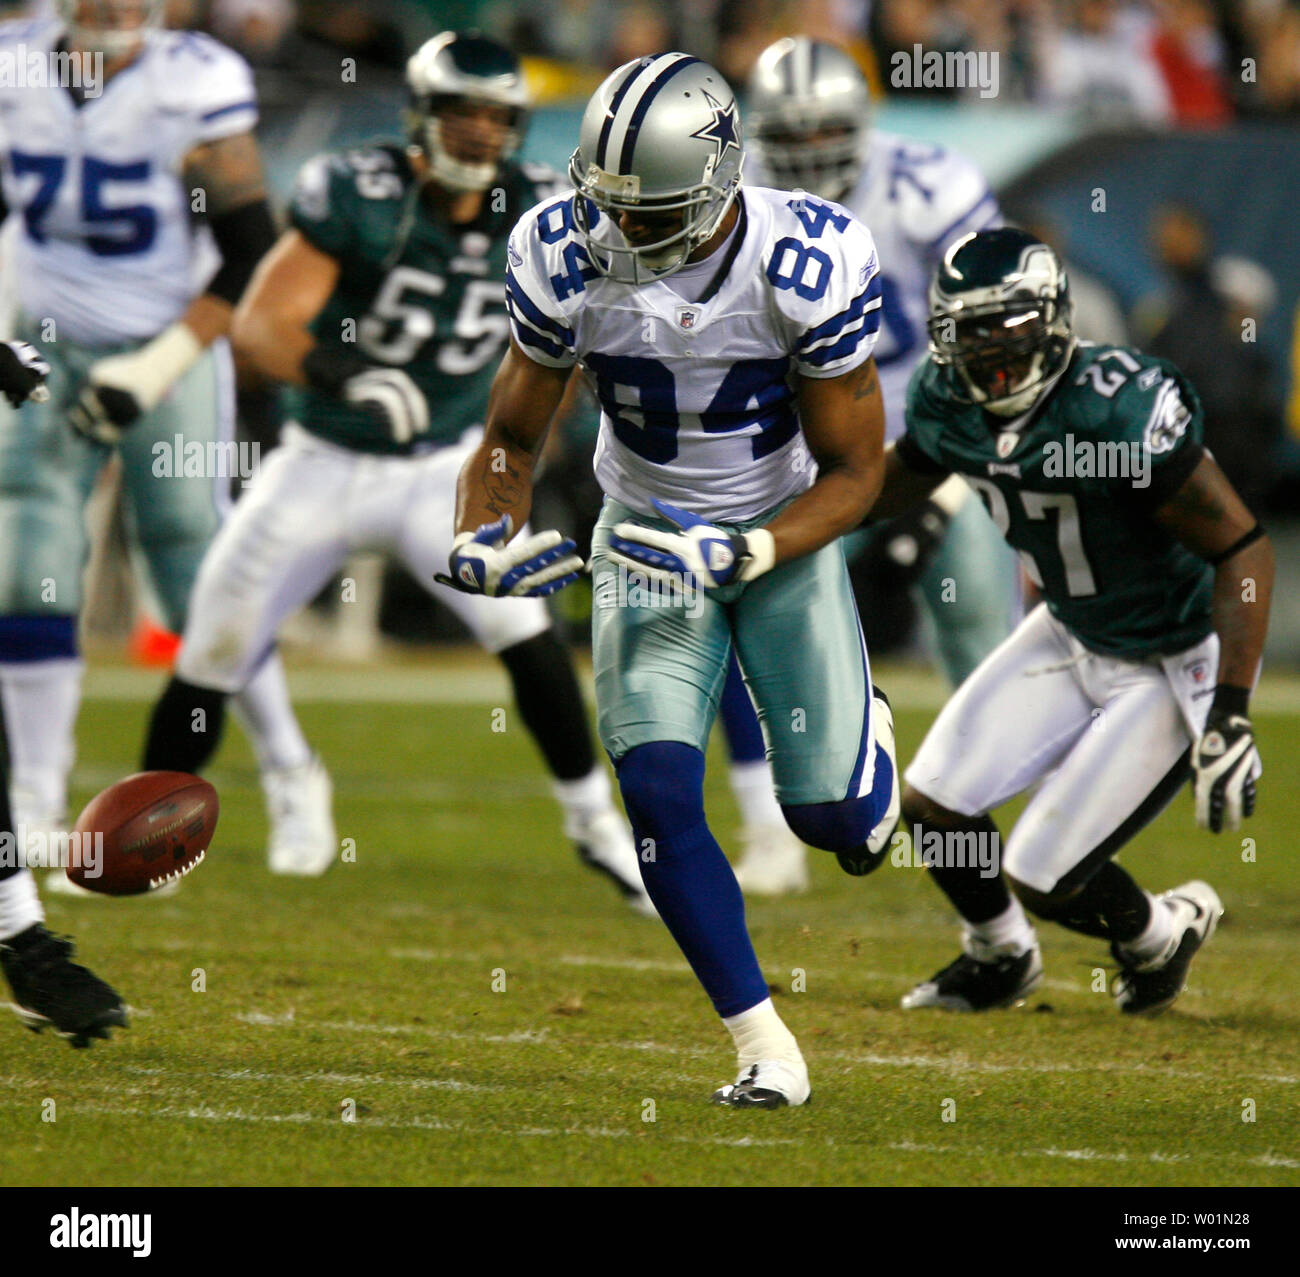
[505,184,883,522]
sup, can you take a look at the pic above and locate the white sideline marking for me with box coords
[79,661,1300,714]
[2,1094,1295,1168]
[231,1011,1299,1085]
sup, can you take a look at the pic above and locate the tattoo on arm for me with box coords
[483,458,525,516]
[185,132,268,217]
[850,358,879,401]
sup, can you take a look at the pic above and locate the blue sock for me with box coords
[617,741,769,1018]
[0,616,77,662]
[718,650,766,764]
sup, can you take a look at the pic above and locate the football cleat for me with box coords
[570,808,658,918]
[0,925,128,1048]
[1112,880,1222,1016]
[264,755,337,877]
[711,1058,811,1109]
[901,941,1043,1011]
[733,822,809,896]
[836,686,901,877]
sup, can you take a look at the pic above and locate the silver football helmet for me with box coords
[568,53,744,286]
[57,0,164,59]
[747,37,871,201]
[406,31,530,193]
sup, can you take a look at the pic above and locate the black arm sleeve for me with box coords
[205,198,278,306]
[1126,439,1205,511]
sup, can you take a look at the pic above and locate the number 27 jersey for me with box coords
[506,184,883,522]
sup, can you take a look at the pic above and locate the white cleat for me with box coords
[733,823,809,896]
[569,808,658,918]
[1112,880,1223,1016]
[263,755,337,877]
[711,1057,812,1109]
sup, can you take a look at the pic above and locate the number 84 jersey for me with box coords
[506,184,883,522]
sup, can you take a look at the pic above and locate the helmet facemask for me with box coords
[410,95,524,193]
[58,0,163,59]
[568,149,740,286]
[750,108,866,202]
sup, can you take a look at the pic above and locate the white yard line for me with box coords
[1,1094,1293,1168]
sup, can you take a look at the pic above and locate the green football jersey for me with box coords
[900,342,1212,659]
[284,144,561,454]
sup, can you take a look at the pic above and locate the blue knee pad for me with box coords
[616,740,707,838]
[0,616,78,662]
[781,746,894,852]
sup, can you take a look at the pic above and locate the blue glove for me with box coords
[609,500,775,589]
[439,515,583,598]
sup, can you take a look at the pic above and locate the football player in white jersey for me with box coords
[717,35,1019,896]
[0,0,332,881]
[451,53,900,1108]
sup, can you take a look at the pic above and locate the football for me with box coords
[67,772,219,896]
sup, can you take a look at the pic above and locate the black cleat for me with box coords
[710,1060,811,1109]
[1,925,128,1048]
[901,945,1043,1011]
[1112,880,1222,1016]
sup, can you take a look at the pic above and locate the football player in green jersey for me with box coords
[871,228,1271,1016]
[140,32,654,914]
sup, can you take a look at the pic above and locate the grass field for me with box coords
[1,651,1297,1188]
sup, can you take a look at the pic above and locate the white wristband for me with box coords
[97,322,205,413]
[738,527,777,582]
[930,474,971,518]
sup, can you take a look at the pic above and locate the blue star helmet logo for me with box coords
[689,91,741,168]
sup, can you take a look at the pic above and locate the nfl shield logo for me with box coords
[996,432,1019,459]
[676,306,701,331]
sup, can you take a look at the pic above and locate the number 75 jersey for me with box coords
[506,184,883,522]
[0,19,257,346]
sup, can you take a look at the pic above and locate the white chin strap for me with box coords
[422,120,509,193]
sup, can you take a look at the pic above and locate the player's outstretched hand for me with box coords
[439,515,583,598]
[0,340,51,409]
[1193,708,1260,833]
[609,499,773,590]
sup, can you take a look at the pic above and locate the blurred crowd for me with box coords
[54,0,1295,121]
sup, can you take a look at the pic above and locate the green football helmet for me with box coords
[406,31,530,193]
[927,228,1076,419]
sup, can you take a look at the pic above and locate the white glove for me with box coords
[343,367,429,444]
[608,499,776,590]
[440,515,583,598]
[1193,705,1260,833]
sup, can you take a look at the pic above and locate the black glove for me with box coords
[0,340,50,408]
[69,384,143,444]
[860,499,951,590]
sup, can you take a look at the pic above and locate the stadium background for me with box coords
[7,0,1297,666]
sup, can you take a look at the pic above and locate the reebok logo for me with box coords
[706,542,734,573]
[50,1209,151,1258]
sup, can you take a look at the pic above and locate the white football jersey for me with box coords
[506,183,882,522]
[0,19,257,346]
[755,130,1000,439]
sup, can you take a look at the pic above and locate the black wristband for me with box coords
[1207,523,1265,567]
[301,345,370,397]
[1210,683,1250,719]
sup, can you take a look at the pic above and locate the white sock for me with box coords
[0,658,83,822]
[0,871,44,942]
[553,766,613,825]
[1121,893,1175,963]
[722,997,803,1068]
[966,898,1037,959]
[232,654,312,772]
[729,760,783,830]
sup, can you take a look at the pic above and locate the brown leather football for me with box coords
[67,772,218,896]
